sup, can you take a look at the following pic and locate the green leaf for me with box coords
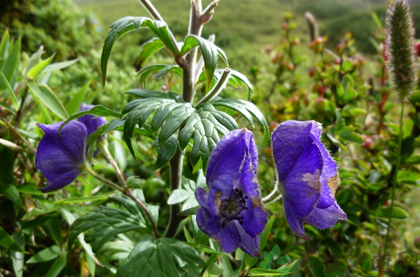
[308,256,325,277]
[117,235,204,277]
[155,65,182,80]
[65,81,91,115]
[374,206,408,219]
[0,29,10,69]
[1,38,20,88]
[69,203,146,252]
[210,98,269,152]
[248,268,292,276]
[167,189,190,205]
[27,83,69,120]
[45,254,67,277]
[1,72,19,110]
[136,38,165,70]
[158,103,195,144]
[154,136,178,169]
[0,183,23,209]
[43,59,78,73]
[27,245,62,263]
[11,232,24,277]
[59,105,120,134]
[101,17,178,84]
[181,35,218,87]
[27,54,55,79]
[46,215,63,249]
[0,227,24,252]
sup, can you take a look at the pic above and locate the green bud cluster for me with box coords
[386,0,417,100]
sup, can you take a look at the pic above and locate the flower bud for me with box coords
[386,0,417,99]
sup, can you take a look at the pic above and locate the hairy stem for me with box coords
[101,141,126,187]
[196,68,230,105]
[86,166,124,192]
[261,181,280,203]
[382,100,405,268]
[124,190,159,238]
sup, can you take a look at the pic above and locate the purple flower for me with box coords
[36,103,107,192]
[195,129,269,257]
[36,121,87,192]
[78,103,107,139]
[272,120,347,239]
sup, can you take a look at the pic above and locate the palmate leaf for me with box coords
[101,16,179,84]
[116,235,204,277]
[121,90,267,168]
[68,194,147,252]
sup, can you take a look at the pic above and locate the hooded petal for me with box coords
[304,201,347,229]
[36,121,87,192]
[78,103,107,138]
[280,135,323,217]
[206,129,254,189]
[283,200,308,239]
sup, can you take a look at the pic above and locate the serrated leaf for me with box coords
[136,38,165,70]
[68,204,146,252]
[27,54,55,79]
[27,83,69,120]
[154,136,178,169]
[102,17,178,84]
[27,245,62,263]
[117,235,203,277]
[181,35,218,87]
[158,104,195,144]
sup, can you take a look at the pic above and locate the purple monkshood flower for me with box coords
[272,120,347,239]
[195,129,269,257]
[36,103,106,192]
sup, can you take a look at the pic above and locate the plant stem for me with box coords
[196,68,230,105]
[124,190,159,238]
[86,166,124,192]
[262,181,279,203]
[165,151,184,237]
[101,141,126,187]
[382,100,405,269]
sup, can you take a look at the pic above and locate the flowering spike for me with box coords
[386,0,417,99]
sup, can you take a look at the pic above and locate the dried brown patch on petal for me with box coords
[302,169,321,196]
[327,172,339,198]
[214,191,223,214]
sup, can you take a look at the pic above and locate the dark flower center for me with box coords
[220,188,248,228]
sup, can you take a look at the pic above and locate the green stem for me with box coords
[124,190,159,238]
[101,141,126,187]
[85,166,124,192]
[383,100,405,266]
[196,68,230,105]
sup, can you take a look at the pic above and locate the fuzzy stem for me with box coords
[264,194,283,206]
[383,100,405,268]
[196,68,230,105]
[101,141,126,187]
[261,181,279,203]
[86,166,124,192]
[124,190,159,238]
